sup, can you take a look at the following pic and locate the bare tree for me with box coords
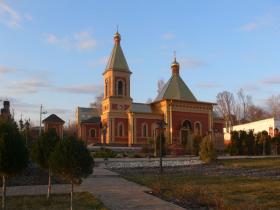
[216,91,236,125]
[157,79,165,94]
[64,121,78,137]
[90,93,104,114]
[267,94,280,118]
[247,105,270,121]
[237,88,252,122]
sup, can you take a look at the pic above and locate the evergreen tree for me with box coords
[156,132,166,156]
[257,131,269,155]
[228,131,239,155]
[199,135,217,164]
[0,118,28,210]
[31,128,59,200]
[247,130,255,155]
[50,136,93,210]
[272,135,280,155]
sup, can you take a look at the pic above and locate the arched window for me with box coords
[105,80,108,97]
[118,123,124,137]
[142,123,148,137]
[117,80,124,96]
[194,122,202,135]
[90,128,96,138]
[182,120,192,130]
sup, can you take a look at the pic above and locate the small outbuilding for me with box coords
[42,114,65,139]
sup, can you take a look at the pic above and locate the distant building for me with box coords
[76,107,101,144]
[0,101,11,119]
[224,117,280,142]
[79,116,101,145]
[75,107,99,124]
[42,114,65,139]
[76,31,224,151]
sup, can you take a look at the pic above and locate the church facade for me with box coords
[77,32,224,149]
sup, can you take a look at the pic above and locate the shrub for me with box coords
[193,135,203,156]
[199,135,217,164]
[92,147,117,158]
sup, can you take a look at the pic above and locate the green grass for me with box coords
[217,157,280,169]
[3,192,108,210]
[124,158,280,209]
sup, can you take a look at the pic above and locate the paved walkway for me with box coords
[6,164,184,210]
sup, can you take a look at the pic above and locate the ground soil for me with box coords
[0,164,67,186]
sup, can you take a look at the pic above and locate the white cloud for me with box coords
[47,33,58,44]
[46,33,71,49]
[162,33,175,40]
[240,7,280,32]
[0,0,21,28]
[241,84,260,92]
[7,77,51,93]
[241,22,257,31]
[46,30,97,51]
[261,76,280,85]
[0,66,16,74]
[75,31,97,50]
[53,84,103,95]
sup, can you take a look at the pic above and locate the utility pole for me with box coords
[157,119,167,174]
[39,105,47,136]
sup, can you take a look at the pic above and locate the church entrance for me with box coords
[181,120,193,154]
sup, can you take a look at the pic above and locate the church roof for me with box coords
[154,60,197,102]
[81,116,101,124]
[104,32,130,73]
[42,114,65,124]
[131,103,153,113]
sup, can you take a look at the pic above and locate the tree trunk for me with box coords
[263,141,266,156]
[2,175,6,210]
[47,168,51,200]
[70,181,73,210]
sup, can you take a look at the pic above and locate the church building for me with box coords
[77,32,224,150]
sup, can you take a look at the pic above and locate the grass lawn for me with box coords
[217,157,280,169]
[124,158,280,210]
[3,192,108,210]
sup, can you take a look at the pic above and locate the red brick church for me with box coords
[77,32,224,150]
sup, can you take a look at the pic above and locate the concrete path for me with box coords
[6,165,185,210]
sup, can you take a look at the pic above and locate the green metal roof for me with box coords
[131,103,153,113]
[105,37,130,72]
[154,74,197,102]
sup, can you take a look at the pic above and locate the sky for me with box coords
[0,0,280,125]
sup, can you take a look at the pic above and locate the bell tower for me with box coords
[101,31,132,144]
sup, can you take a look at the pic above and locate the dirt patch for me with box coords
[0,164,67,186]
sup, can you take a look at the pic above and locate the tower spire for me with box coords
[114,26,121,44]
[171,51,180,75]
[104,30,130,73]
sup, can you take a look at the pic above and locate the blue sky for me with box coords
[0,0,280,125]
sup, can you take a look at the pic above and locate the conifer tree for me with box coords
[199,135,217,164]
[50,136,93,210]
[31,128,59,200]
[0,118,28,210]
